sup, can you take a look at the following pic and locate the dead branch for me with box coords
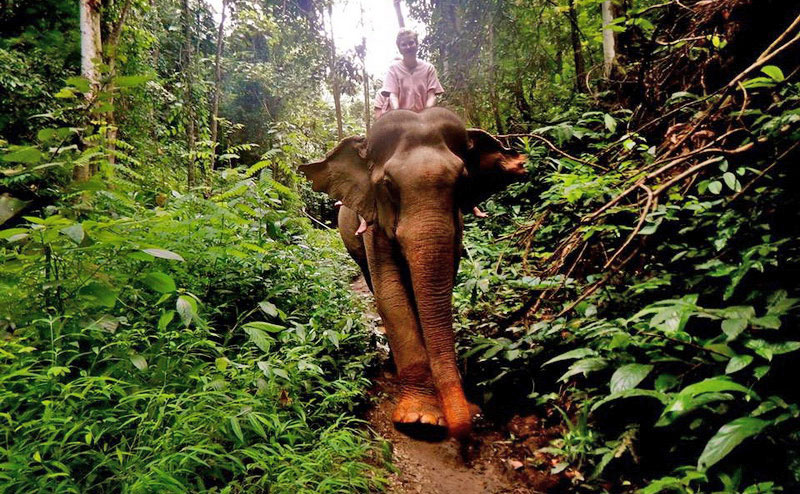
[556,247,640,318]
[603,184,653,269]
[727,141,800,203]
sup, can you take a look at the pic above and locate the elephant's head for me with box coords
[300,107,526,437]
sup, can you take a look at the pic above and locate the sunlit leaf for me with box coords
[141,271,176,293]
[610,363,653,393]
[142,248,185,261]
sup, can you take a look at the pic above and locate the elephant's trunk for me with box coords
[398,211,471,438]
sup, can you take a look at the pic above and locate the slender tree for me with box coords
[567,0,588,92]
[209,0,229,173]
[488,23,504,133]
[359,3,370,133]
[182,0,197,187]
[326,4,343,140]
[357,38,370,133]
[75,0,101,181]
[105,0,134,167]
[393,0,405,27]
[601,0,616,78]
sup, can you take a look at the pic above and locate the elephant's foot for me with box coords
[391,387,483,440]
[392,388,447,427]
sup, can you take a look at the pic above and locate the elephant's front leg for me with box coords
[362,227,446,429]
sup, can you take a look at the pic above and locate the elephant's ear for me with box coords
[460,129,527,211]
[299,136,377,223]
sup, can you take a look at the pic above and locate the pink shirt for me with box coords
[381,60,444,113]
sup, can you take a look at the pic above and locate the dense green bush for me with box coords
[0,165,385,492]
[454,69,800,493]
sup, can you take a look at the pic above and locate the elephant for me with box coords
[300,107,527,439]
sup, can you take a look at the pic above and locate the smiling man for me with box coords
[382,29,444,112]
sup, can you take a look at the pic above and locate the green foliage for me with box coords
[0,170,386,492]
[450,32,800,493]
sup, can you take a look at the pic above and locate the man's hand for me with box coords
[425,90,436,108]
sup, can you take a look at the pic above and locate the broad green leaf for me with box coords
[114,75,150,87]
[65,76,91,92]
[590,389,668,413]
[37,128,56,142]
[176,295,197,327]
[542,347,596,367]
[761,65,784,82]
[558,357,608,382]
[3,147,42,164]
[721,318,748,340]
[54,88,76,98]
[708,181,722,194]
[697,417,769,471]
[142,271,176,293]
[746,339,800,361]
[722,172,737,190]
[259,301,278,317]
[656,377,756,426]
[677,376,753,397]
[243,324,274,352]
[0,228,27,240]
[0,196,30,226]
[750,315,781,329]
[130,354,148,371]
[229,417,244,442]
[142,248,185,262]
[610,363,653,393]
[60,224,85,244]
[78,282,117,308]
[158,311,175,331]
[656,392,736,427]
[725,355,753,374]
[604,114,617,133]
[243,321,285,333]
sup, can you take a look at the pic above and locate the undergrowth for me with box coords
[453,9,800,493]
[0,102,386,493]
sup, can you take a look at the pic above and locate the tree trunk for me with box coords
[568,0,587,92]
[393,0,405,27]
[327,5,343,141]
[75,0,101,182]
[209,0,228,175]
[512,78,533,123]
[601,0,617,78]
[182,0,196,187]
[488,23,504,134]
[105,0,133,168]
[360,37,370,133]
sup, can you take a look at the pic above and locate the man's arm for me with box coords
[425,90,437,108]
[389,93,400,110]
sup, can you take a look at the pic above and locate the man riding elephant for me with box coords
[300,108,527,439]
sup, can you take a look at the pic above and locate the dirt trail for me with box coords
[350,277,523,494]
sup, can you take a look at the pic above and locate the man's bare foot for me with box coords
[472,206,488,218]
[355,216,368,236]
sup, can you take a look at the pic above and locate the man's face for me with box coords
[397,35,418,57]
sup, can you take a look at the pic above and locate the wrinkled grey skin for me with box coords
[301,108,526,438]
